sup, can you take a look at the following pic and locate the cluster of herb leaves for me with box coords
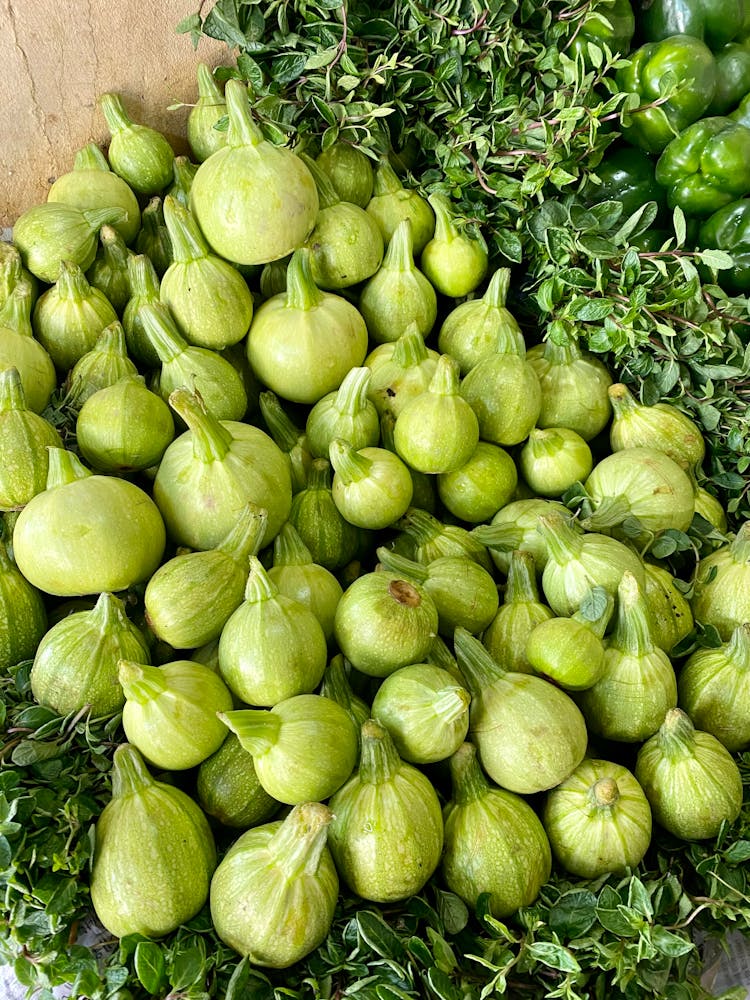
[3,0,750,997]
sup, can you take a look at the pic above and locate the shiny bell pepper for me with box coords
[655,116,750,217]
[616,35,717,153]
[582,145,667,218]
[570,0,635,61]
[708,38,750,114]
[638,0,747,51]
[731,90,750,125]
[699,197,750,292]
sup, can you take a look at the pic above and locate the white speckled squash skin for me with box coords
[13,463,166,598]
[543,758,652,879]
[30,592,149,717]
[327,720,444,903]
[90,744,216,939]
[189,79,319,267]
[442,742,552,917]
[635,709,743,841]
[210,803,338,968]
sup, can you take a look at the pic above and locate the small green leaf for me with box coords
[169,943,206,990]
[596,885,642,937]
[525,940,581,973]
[712,470,746,490]
[723,840,750,863]
[426,927,457,974]
[650,925,694,958]
[236,54,264,91]
[305,46,340,70]
[271,54,308,85]
[134,940,166,995]
[225,957,274,1000]
[11,739,63,766]
[356,910,405,960]
[570,296,614,321]
[650,534,678,559]
[338,74,362,91]
[435,889,469,935]
[670,205,687,244]
[45,878,78,917]
[577,587,609,623]
[426,966,463,1000]
[627,877,654,919]
[406,935,434,966]
[0,834,12,871]
[548,889,598,938]
[697,248,735,270]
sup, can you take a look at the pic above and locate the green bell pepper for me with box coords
[570,0,635,62]
[731,90,750,125]
[699,197,750,292]
[582,146,667,218]
[655,116,750,217]
[708,38,750,114]
[638,0,746,51]
[616,35,717,153]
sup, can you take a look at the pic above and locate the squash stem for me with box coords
[449,742,491,805]
[590,777,620,809]
[359,719,401,784]
[98,93,134,134]
[196,62,225,106]
[167,387,234,463]
[427,354,461,398]
[392,324,431,368]
[163,195,210,263]
[427,192,458,244]
[0,280,34,337]
[74,142,111,173]
[328,438,372,485]
[272,521,314,567]
[219,708,282,756]
[217,502,268,564]
[224,78,264,149]
[453,626,504,697]
[484,267,511,309]
[611,572,655,656]
[330,366,372,417]
[0,366,27,412]
[381,218,415,273]
[729,522,750,564]
[111,744,156,799]
[654,707,697,761]
[726,622,750,668]
[433,686,471,726]
[503,549,541,605]
[284,249,323,311]
[299,152,340,210]
[46,447,92,488]
[118,660,167,704]
[372,157,404,196]
[243,555,280,603]
[376,546,427,584]
[269,802,333,879]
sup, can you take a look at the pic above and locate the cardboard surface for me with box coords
[0,0,231,228]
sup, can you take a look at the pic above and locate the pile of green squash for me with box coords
[1,66,748,974]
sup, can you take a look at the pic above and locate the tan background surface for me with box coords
[0,0,231,229]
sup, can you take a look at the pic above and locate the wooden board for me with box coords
[0,0,231,228]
